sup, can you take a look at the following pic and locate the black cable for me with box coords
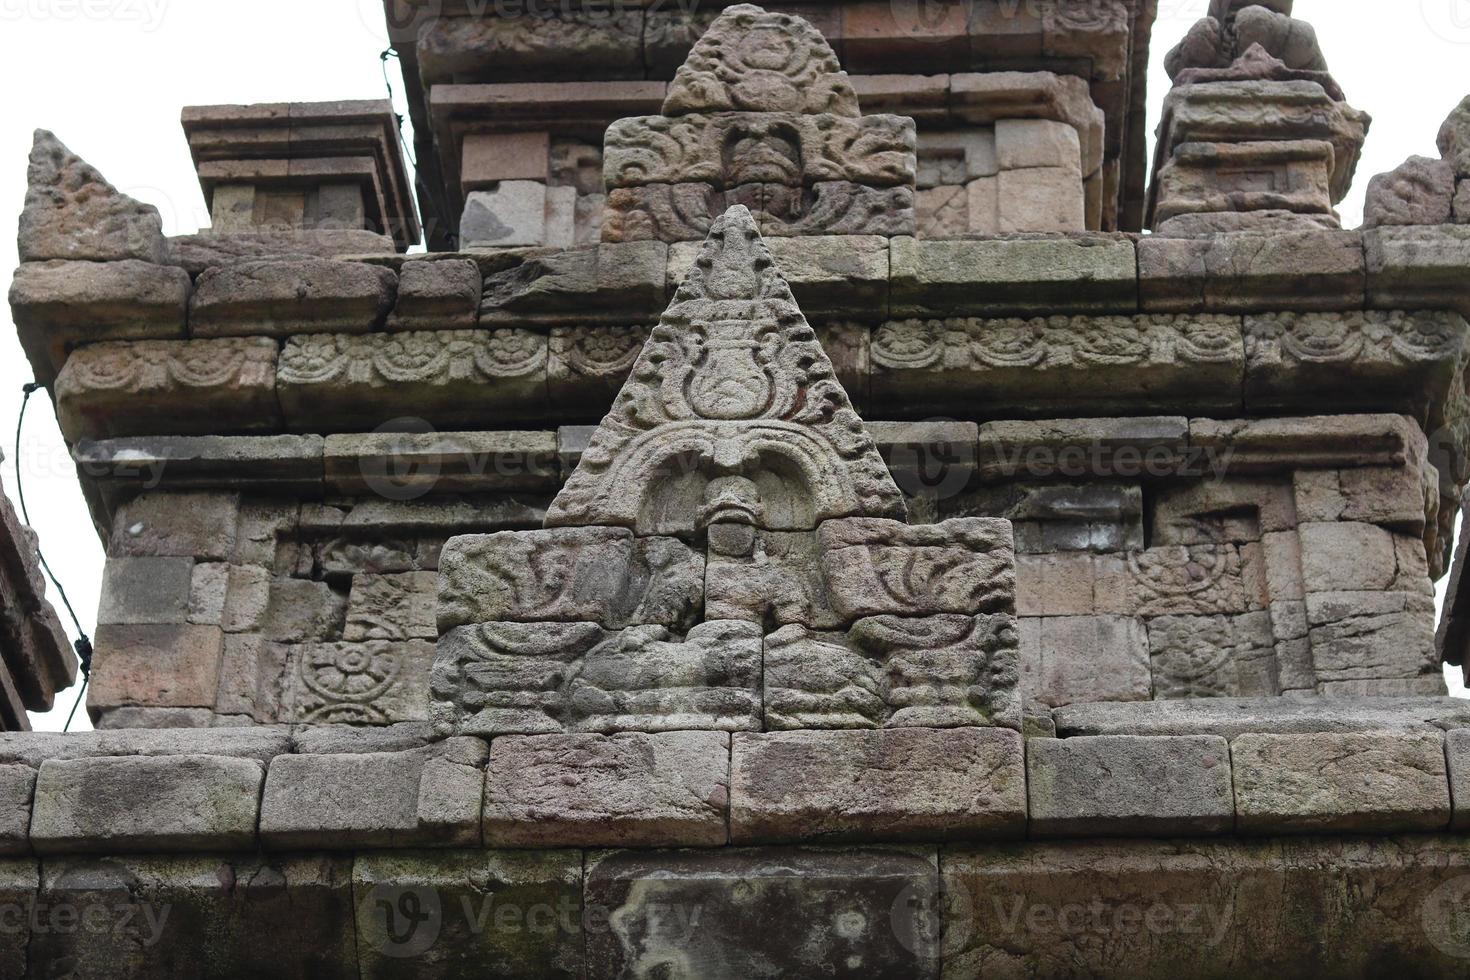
[14,384,93,731]
[381,47,460,250]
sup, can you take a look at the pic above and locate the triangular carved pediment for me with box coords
[547,205,905,536]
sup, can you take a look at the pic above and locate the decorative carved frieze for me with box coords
[277,328,549,429]
[55,337,280,441]
[431,620,762,736]
[765,614,1021,730]
[437,527,705,632]
[603,113,915,190]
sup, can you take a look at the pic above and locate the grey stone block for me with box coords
[0,765,35,855]
[260,738,487,849]
[387,258,482,331]
[97,556,193,625]
[478,241,667,326]
[890,235,1138,317]
[1232,731,1451,834]
[353,850,584,979]
[190,258,397,337]
[730,728,1025,844]
[30,754,264,852]
[110,491,240,560]
[586,847,941,979]
[0,858,35,977]
[30,854,356,979]
[1027,735,1234,837]
[1447,728,1470,832]
[485,731,729,848]
[9,259,191,383]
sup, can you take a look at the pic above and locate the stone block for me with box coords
[281,638,436,726]
[1363,155,1455,227]
[110,491,239,560]
[1297,521,1398,592]
[186,561,234,628]
[165,227,395,274]
[996,167,1086,233]
[30,754,264,852]
[386,258,482,331]
[1152,139,1335,225]
[96,556,193,625]
[764,614,1021,731]
[817,517,1014,620]
[1364,225,1470,316]
[30,854,356,979]
[324,430,558,496]
[1305,590,1439,686]
[1233,731,1450,833]
[462,182,548,248]
[484,731,729,847]
[343,572,437,642]
[1139,230,1365,312]
[1149,610,1280,698]
[9,259,190,382]
[890,236,1138,317]
[1441,95,1470,178]
[479,241,667,325]
[278,329,549,431]
[53,336,281,441]
[437,527,704,632]
[1456,180,1470,223]
[0,765,34,855]
[89,624,223,710]
[221,565,271,633]
[730,728,1024,843]
[262,577,346,643]
[586,847,940,979]
[461,130,551,189]
[1027,735,1234,837]
[259,738,487,849]
[20,129,165,263]
[432,620,762,737]
[1016,552,1098,616]
[1021,615,1149,708]
[190,259,397,336]
[353,850,584,979]
[943,836,1470,976]
[1450,728,1470,831]
[994,119,1081,171]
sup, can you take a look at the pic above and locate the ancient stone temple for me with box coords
[5,0,1470,974]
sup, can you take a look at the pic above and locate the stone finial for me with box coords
[549,205,905,535]
[663,4,859,117]
[1440,95,1470,179]
[19,130,165,263]
[1165,2,1328,81]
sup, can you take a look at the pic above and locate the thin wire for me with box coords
[380,47,459,249]
[14,384,93,732]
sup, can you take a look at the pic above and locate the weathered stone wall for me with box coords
[1,720,1470,975]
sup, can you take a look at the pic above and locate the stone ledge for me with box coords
[1053,695,1470,738]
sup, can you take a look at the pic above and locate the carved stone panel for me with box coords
[437,527,705,632]
[431,620,762,736]
[764,614,1021,731]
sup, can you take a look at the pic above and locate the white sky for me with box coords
[0,0,1465,730]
